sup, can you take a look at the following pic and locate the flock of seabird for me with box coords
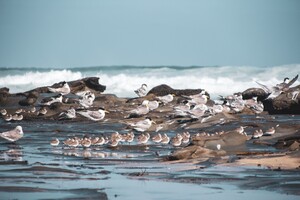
[0,75,298,148]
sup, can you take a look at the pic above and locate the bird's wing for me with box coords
[255,81,271,93]
[88,111,103,119]
[286,74,299,88]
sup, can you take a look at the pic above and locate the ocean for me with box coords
[1,64,299,98]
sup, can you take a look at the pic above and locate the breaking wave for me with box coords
[0,64,299,99]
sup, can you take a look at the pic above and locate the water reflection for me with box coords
[0,144,23,162]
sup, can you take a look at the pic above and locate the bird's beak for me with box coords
[105,110,110,113]
[152,121,156,124]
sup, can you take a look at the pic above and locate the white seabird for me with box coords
[256,75,298,99]
[147,100,159,110]
[0,126,24,142]
[59,107,76,120]
[77,108,108,121]
[157,94,174,104]
[129,100,150,116]
[48,81,71,95]
[134,84,148,97]
[79,92,95,108]
[128,117,155,132]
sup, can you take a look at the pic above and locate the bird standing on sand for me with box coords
[0,126,24,142]
[77,108,108,121]
[134,84,148,97]
[48,81,71,95]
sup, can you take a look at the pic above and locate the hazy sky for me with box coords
[0,0,299,67]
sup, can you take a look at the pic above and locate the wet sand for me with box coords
[0,113,300,199]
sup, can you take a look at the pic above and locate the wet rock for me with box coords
[0,87,10,103]
[165,145,226,161]
[242,84,300,114]
[274,135,300,149]
[289,141,299,151]
[18,91,39,106]
[263,85,300,114]
[147,84,209,97]
[192,131,247,148]
[26,77,107,94]
[81,77,106,93]
[242,88,268,101]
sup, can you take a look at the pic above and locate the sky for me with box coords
[0,0,300,68]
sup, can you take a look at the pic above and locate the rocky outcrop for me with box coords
[165,145,226,161]
[24,77,106,95]
[147,84,209,97]
[242,88,268,101]
[0,87,10,103]
[263,86,300,114]
[242,84,300,114]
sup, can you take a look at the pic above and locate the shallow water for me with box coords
[0,115,300,199]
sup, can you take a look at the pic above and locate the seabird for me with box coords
[256,75,298,99]
[134,84,148,97]
[263,127,276,136]
[171,134,183,147]
[146,100,159,111]
[0,126,24,142]
[160,133,170,144]
[137,133,150,144]
[187,104,208,118]
[128,117,155,132]
[40,94,63,106]
[48,81,71,95]
[50,138,60,146]
[0,109,7,116]
[59,107,76,120]
[152,133,162,143]
[63,138,79,147]
[77,108,108,121]
[128,101,149,116]
[156,94,174,104]
[78,91,95,108]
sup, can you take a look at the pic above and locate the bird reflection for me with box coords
[0,144,23,161]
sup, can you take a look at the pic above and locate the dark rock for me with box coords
[242,84,300,114]
[25,77,106,94]
[165,145,226,161]
[18,91,39,106]
[242,88,268,101]
[263,85,300,114]
[289,141,299,151]
[147,84,209,97]
[0,87,10,103]
[82,77,106,92]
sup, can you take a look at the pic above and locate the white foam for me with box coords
[0,70,82,93]
[0,65,299,99]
